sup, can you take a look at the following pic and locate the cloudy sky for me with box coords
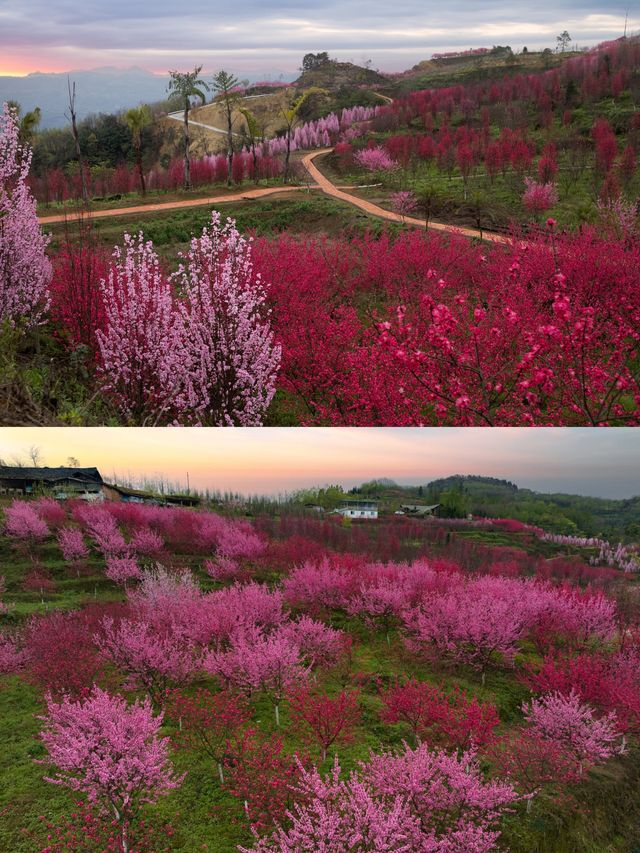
[0,1,636,75]
[0,428,638,498]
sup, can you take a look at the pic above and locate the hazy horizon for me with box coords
[1,2,636,76]
[0,428,638,500]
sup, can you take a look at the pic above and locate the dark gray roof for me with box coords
[0,466,103,483]
[401,504,440,511]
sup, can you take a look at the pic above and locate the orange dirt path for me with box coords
[302,149,509,244]
[37,185,314,225]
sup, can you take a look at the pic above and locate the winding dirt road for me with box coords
[39,148,507,243]
[302,149,508,244]
[166,112,245,138]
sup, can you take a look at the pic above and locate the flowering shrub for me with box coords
[523,690,624,772]
[390,190,418,218]
[354,146,398,172]
[105,556,142,587]
[251,225,640,425]
[522,178,559,214]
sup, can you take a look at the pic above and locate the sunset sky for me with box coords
[0,1,636,75]
[0,428,637,498]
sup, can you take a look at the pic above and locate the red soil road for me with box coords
[302,149,508,244]
[37,185,315,225]
[38,149,507,243]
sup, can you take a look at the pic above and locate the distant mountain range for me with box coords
[0,67,297,129]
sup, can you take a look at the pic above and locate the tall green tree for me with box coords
[124,105,152,195]
[167,66,209,190]
[280,88,325,182]
[211,70,242,185]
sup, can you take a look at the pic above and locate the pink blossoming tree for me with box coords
[0,631,29,673]
[0,102,51,326]
[243,743,517,852]
[522,177,559,216]
[96,234,184,424]
[38,686,183,853]
[172,212,281,425]
[57,527,90,576]
[205,628,308,725]
[3,500,50,552]
[523,690,624,774]
[96,617,199,706]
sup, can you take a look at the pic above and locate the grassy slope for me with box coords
[1,520,640,852]
[389,50,586,95]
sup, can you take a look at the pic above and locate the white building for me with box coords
[335,500,379,519]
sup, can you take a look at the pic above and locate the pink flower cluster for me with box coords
[354,145,399,172]
[243,744,517,852]
[522,177,559,214]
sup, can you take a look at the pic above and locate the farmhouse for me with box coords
[0,466,104,500]
[400,504,441,517]
[335,500,379,519]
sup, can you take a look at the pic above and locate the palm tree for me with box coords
[167,66,209,190]
[7,100,42,145]
[211,70,242,185]
[124,105,152,195]
[280,88,325,182]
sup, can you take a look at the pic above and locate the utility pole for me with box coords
[186,471,190,494]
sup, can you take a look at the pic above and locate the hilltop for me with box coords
[296,56,388,91]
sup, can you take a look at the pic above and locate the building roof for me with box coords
[0,466,103,483]
[401,504,440,511]
[338,499,379,507]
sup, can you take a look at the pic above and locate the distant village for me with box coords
[0,465,445,519]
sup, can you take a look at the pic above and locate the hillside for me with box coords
[342,477,639,539]
[390,47,587,95]
[1,498,639,852]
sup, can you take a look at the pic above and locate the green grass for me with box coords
[46,195,385,261]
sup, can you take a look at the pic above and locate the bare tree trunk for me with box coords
[183,101,191,190]
[226,102,234,186]
[284,129,292,182]
[136,145,146,195]
[112,804,128,853]
[67,78,89,207]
